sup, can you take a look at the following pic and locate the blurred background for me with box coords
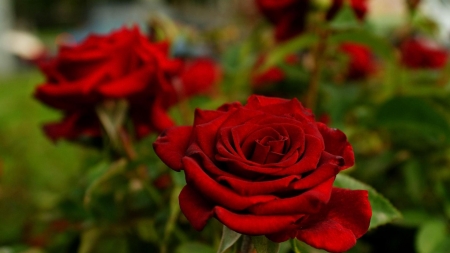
[1,0,450,253]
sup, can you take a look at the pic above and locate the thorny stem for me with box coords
[305,30,329,111]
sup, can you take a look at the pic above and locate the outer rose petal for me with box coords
[295,188,371,253]
[182,157,278,211]
[317,123,354,170]
[153,126,193,171]
[214,206,304,236]
[179,185,214,230]
[178,58,221,98]
[245,95,289,109]
[43,112,101,141]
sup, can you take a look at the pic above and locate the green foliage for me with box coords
[217,226,242,253]
[252,236,280,253]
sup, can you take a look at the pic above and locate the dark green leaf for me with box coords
[334,174,402,229]
[217,226,242,253]
[328,3,360,30]
[376,96,450,149]
[176,242,215,253]
[252,236,280,253]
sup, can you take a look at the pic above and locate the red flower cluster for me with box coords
[35,26,219,142]
[400,38,448,69]
[256,0,369,42]
[340,42,376,80]
[154,95,372,252]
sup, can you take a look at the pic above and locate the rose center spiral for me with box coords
[249,135,288,164]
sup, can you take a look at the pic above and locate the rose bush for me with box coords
[154,95,372,252]
[35,26,220,142]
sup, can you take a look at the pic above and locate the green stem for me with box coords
[305,30,328,111]
[240,235,254,253]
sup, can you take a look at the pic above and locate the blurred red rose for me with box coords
[173,58,221,99]
[251,54,299,88]
[154,95,371,252]
[326,0,369,21]
[340,42,376,80]
[255,0,311,42]
[256,0,368,42]
[35,26,220,142]
[400,38,448,69]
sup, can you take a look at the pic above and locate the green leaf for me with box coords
[334,174,401,229]
[252,236,280,253]
[217,226,242,253]
[84,159,127,206]
[376,96,450,149]
[328,3,360,30]
[258,34,319,72]
[401,160,426,203]
[416,220,447,253]
[176,242,215,253]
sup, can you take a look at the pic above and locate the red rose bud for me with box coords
[340,42,376,80]
[326,0,369,21]
[173,58,221,99]
[251,54,299,88]
[153,95,372,252]
[400,38,448,69]
[255,0,311,42]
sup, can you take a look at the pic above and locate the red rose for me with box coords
[340,42,376,80]
[154,95,371,252]
[34,26,220,142]
[173,58,221,99]
[400,38,448,69]
[326,0,368,21]
[255,0,311,42]
[251,55,299,88]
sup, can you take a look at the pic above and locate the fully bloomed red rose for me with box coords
[400,38,448,69]
[154,95,371,252]
[35,26,220,142]
[340,42,376,80]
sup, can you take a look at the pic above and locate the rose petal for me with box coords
[295,188,371,253]
[193,108,228,126]
[42,111,101,141]
[182,157,278,211]
[97,65,156,98]
[179,185,214,231]
[217,174,302,196]
[245,95,290,109]
[317,123,354,170]
[248,178,334,215]
[214,206,304,236]
[153,126,193,171]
